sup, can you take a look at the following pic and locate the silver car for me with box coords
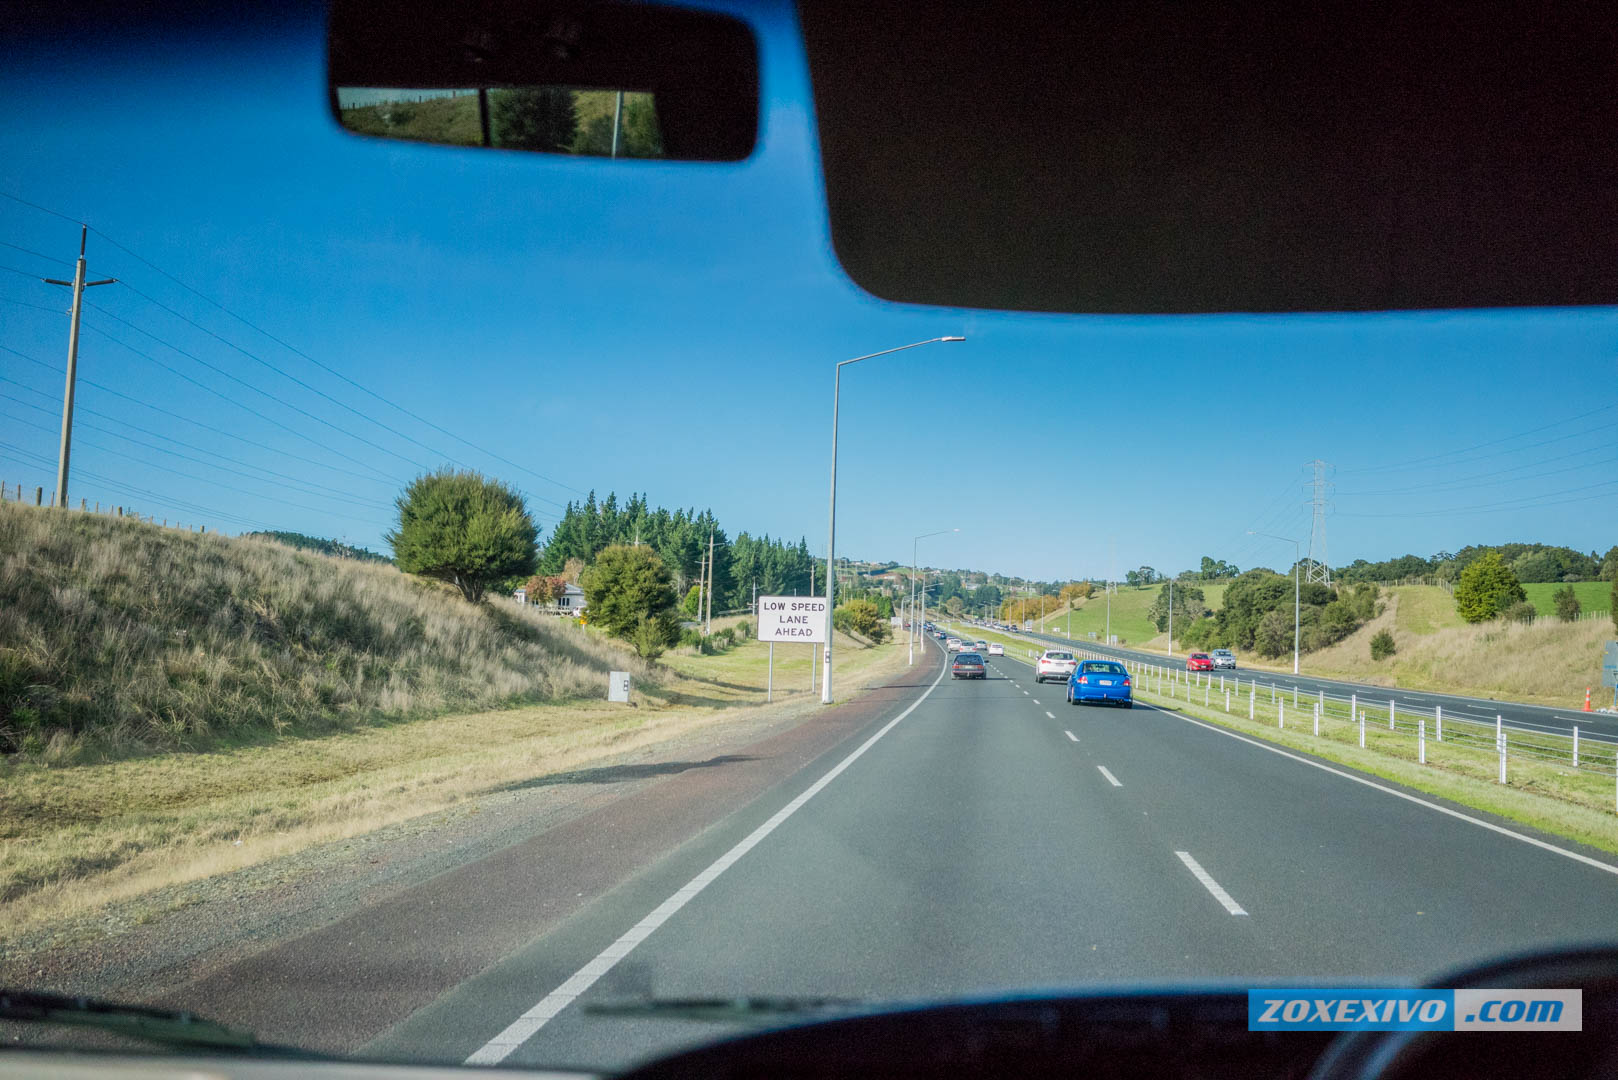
[1210,648,1237,669]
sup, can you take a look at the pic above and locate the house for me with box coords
[511,582,588,614]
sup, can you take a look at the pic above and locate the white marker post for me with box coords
[1279,700,1285,729]
[1359,710,1366,747]
[1389,697,1396,730]
[1498,728,1507,784]
[1350,693,1357,726]
[1573,726,1579,767]
[1225,687,1231,712]
[1419,718,1426,764]
[1435,705,1442,741]
[1313,702,1319,736]
[1249,686,1256,720]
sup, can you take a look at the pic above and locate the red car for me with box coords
[1186,653,1214,672]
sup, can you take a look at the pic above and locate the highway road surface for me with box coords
[995,623,1618,744]
[348,638,1618,1073]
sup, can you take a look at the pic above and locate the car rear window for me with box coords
[1046,652,1073,660]
[956,653,981,661]
[1081,661,1125,674]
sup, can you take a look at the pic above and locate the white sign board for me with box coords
[608,671,632,703]
[757,596,829,643]
[1603,642,1618,689]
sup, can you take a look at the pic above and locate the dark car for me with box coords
[951,652,987,679]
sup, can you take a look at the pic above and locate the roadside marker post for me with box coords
[1313,702,1319,736]
[1419,718,1426,764]
[1350,693,1357,726]
[1389,697,1396,730]
[1497,729,1507,784]
[1249,686,1255,720]
[1293,685,1298,707]
[1435,705,1442,741]
[1204,683,1209,707]
[1225,688,1230,712]
[1573,726,1580,767]
[1279,700,1285,729]
[1359,710,1366,747]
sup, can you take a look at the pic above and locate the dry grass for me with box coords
[0,503,652,757]
[0,511,912,939]
[1231,591,1610,706]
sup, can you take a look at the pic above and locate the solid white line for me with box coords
[464,642,952,1065]
[1165,710,1618,879]
[1176,850,1247,915]
[1065,730,1079,742]
[1097,765,1122,787]
[1045,710,1055,719]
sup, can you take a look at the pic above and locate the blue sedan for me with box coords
[1067,660,1133,708]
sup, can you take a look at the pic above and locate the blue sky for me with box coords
[2,1,1614,582]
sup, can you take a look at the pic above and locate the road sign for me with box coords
[608,671,631,703]
[1602,641,1618,689]
[757,596,829,643]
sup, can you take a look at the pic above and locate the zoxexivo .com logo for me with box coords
[1248,989,1582,1031]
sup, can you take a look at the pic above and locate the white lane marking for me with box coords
[465,639,952,1065]
[1065,730,1079,742]
[1045,710,1055,719]
[1023,691,1029,696]
[1176,851,1247,915]
[1166,711,1618,879]
[1032,699,1041,705]
[1097,765,1122,787]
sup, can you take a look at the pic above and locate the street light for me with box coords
[911,528,959,664]
[1248,530,1302,675]
[824,336,965,703]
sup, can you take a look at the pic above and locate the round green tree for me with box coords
[1453,550,1526,623]
[387,469,537,603]
[580,544,680,654]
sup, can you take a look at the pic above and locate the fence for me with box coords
[1066,647,1618,812]
[1,479,213,534]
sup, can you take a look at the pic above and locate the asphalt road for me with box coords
[365,638,1618,1073]
[985,623,1618,744]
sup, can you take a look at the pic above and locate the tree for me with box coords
[834,597,890,642]
[387,469,537,603]
[1059,582,1092,606]
[944,596,964,617]
[561,557,586,584]
[1254,609,1292,658]
[1453,551,1527,623]
[579,544,679,649]
[1147,583,1207,635]
[524,574,565,604]
[1601,545,1618,582]
[1369,630,1396,661]
[490,87,578,152]
[681,584,702,616]
[1554,584,1582,622]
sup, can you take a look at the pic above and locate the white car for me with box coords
[1210,649,1237,669]
[1035,649,1078,683]
[946,638,964,652]
[974,640,989,653]
[987,642,1004,656]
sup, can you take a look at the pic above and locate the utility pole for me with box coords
[1167,578,1174,657]
[43,225,115,508]
[705,527,715,633]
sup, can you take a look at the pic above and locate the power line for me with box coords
[87,224,588,499]
[0,386,397,511]
[0,189,83,225]
[0,407,395,527]
[0,344,402,492]
[1337,401,1618,475]
[0,240,73,268]
[1336,478,1618,519]
[0,293,67,314]
[77,317,406,485]
[1338,440,1618,497]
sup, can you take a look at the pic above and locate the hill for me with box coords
[0,503,648,756]
[1030,582,1229,645]
[243,530,391,564]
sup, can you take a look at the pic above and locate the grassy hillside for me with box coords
[0,503,650,758]
[1521,580,1612,617]
[1033,582,1228,645]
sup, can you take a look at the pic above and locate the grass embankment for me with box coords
[1521,580,1612,616]
[1211,586,1611,707]
[1026,583,1227,646]
[0,504,905,940]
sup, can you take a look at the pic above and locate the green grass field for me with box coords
[1029,582,1227,645]
[1521,581,1612,617]
[1388,585,1466,634]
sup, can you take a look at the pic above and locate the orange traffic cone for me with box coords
[1583,687,1593,712]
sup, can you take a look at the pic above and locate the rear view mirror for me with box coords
[328,0,758,162]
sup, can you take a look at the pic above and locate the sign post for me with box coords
[1603,642,1618,709]
[758,596,830,702]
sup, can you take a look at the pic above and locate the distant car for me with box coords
[935,629,948,639]
[1034,649,1078,683]
[1210,649,1236,669]
[1068,660,1133,708]
[951,652,987,679]
[974,640,989,653]
[987,642,1004,656]
[946,638,963,652]
[1187,653,1214,672]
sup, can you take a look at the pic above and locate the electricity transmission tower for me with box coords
[1305,459,1333,585]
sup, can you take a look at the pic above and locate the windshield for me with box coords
[3,0,1616,1073]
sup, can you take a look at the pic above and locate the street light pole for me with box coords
[823,336,964,703]
[910,528,958,665]
[1249,530,1302,675]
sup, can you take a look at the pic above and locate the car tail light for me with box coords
[1077,675,1088,684]
[1123,678,1132,687]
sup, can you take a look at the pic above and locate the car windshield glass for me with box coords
[5,1,1616,1072]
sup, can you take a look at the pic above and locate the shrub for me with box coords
[1253,609,1292,658]
[630,614,675,660]
[387,468,538,603]
[1554,584,1581,622]
[734,620,752,640]
[836,598,889,642]
[1502,600,1537,624]
[1453,551,1526,623]
[579,545,679,642]
[677,627,703,649]
[681,584,702,616]
[1369,630,1396,661]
